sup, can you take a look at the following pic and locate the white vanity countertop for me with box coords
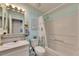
[0,40,29,52]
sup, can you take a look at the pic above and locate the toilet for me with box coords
[34,46,45,56]
[31,39,45,56]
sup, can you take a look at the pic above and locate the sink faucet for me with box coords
[0,34,3,45]
[0,32,6,46]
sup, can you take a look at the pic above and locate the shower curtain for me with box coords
[38,16,48,48]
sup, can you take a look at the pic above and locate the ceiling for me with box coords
[28,3,61,13]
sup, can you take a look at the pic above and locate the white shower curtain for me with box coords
[38,16,48,48]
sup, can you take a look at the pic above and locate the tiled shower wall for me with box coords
[44,4,79,55]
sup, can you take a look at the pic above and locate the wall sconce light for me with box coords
[14,7,18,11]
[5,3,25,14]
[18,7,21,10]
[17,7,21,12]
[5,3,9,6]
[9,5,13,9]
[6,3,10,9]
[19,9,22,12]
[22,9,25,12]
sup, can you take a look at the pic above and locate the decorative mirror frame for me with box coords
[0,4,7,33]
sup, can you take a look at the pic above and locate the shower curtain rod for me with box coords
[42,3,65,16]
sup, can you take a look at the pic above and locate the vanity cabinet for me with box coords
[0,40,29,56]
[4,45,29,56]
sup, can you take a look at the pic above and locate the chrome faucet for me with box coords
[0,32,6,45]
[0,34,3,45]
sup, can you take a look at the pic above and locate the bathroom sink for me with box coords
[3,42,16,48]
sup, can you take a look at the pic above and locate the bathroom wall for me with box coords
[27,7,42,40]
[44,4,79,55]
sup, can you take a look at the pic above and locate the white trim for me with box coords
[5,8,8,32]
[42,3,65,16]
[9,15,12,34]
[2,4,5,29]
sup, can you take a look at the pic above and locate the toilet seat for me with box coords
[35,46,45,54]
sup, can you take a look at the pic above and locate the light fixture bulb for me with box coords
[5,3,9,6]
[12,5,15,8]
[22,9,25,12]
[18,7,20,10]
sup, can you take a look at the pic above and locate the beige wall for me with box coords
[45,4,79,55]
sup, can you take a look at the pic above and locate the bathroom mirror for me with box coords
[5,4,27,34]
[12,19,23,34]
[8,11,24,34]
